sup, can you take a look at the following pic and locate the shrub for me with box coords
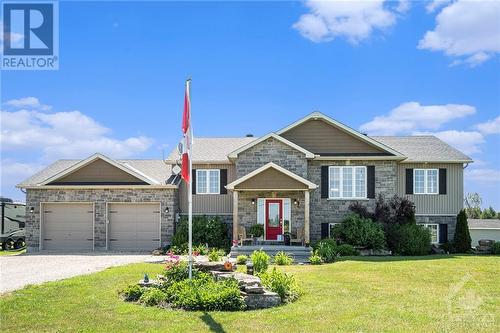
[139,288,167,306]
[208,248,225,262]
[121,284,144,302]
[236,255,248,265]
[388,196,416,225]
[492,242,500,255]
[453,210,472,253]
[390,224,431,255]
[336,244,359,256]
[315,241,337,263]
[274,251,293,265]
[349,201,373,220]
[249,224,264,238]
[169,244,188,255]
[258,268,300,303]
[332,214,386,250]
[311,238,337,251]
[251,249,270,273]
[309,252,322,265]
[172,215,229,251]
[166,276,245,311]
[193,244,209,255]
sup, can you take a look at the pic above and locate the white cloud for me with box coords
[359,101,476,135]
[0,21,24,49]
[418,0,500,66]
[293,0,399,44]
[465,168,500,183]
[475,116,500,135]
[395,0,411,14]
[0,100,153,159]
[425,0,451,13]
[416,130,485,155]
[4,97,51,111]
[0,160,44,187]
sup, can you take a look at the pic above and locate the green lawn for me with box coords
[0,256,498,332]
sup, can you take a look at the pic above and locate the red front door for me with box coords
[265,200,282,240]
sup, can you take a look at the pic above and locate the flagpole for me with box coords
[187,79,193,279]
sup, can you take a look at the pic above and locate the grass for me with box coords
[0,255,498,332]
[0,248,25,256]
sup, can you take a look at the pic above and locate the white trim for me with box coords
[413,169,439,195]
[106,201,162,250]
[328,222,340,238]
[196,169,220,194]
[40,201,94,251]
[227,133,315,159]
[423,223,439,244]
[38,153,157,186]
[226,162,317,190]
[276,112,405,157]
[328,166,367,199]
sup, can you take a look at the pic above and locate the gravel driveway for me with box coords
[0,252,150,294]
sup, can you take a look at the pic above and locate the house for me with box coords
[468,219,500,247]
[18,112,472,252]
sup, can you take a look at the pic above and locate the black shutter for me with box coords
[439,169,447,195]
[405,169,413,195]
[220,169,228,194]
[321,223,329,239]
[191,169,196,194]
[367,166,375,199]
[439,224,448,243]
[321,166,329,198]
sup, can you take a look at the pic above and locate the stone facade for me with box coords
[416,215,457,242]
[238,191,305,236]
[235,137,308,178]
[308,160,398,241]
[26,188,178,251]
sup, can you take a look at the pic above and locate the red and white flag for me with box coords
[181,79,192,183]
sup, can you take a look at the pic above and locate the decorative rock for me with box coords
[358,249,392,256]
[431,245,445,254]
[245,285,265,294]
[194,261,234,272]
[244,291,281,310]
[138,279,159,287]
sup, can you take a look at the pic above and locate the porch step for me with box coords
[229,245,312,263]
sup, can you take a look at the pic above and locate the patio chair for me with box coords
[290,227,305,246]
[237,225,253,246]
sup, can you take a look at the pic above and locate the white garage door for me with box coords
[108,203,160,251]
[42,203,94,250]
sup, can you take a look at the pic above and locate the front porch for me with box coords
[229,244,312,263]
[226,162,317,246]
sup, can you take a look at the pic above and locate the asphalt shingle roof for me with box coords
[18,159,171,187]
[371,136,472,162]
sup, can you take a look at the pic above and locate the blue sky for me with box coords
[1,0,499,207]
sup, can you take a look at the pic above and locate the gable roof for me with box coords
[226,162,317,190]
[17,154,174,188]
[372,136,473,163]
[166,137,256,164]
[277,112,405,158]
[227,133,315,159]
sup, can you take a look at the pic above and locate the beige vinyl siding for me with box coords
[280,119,385,154]
[397,163,463,215]
[52,159,146,184]
[179,164,235,215]
[235,168,308,190]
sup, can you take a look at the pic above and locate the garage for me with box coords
[42,203,94,250]
[108,203,161,251]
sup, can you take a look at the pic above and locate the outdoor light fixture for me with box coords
[251,199,255,205]
[294,199,299,206]
[29,207,34,214]
[165,207,170,213]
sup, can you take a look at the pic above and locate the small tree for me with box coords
[481,206,497,219]
[453,210,471,253]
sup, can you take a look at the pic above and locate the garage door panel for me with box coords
[108,203,160,251]
[43,203,93,250]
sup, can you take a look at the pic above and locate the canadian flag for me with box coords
[181,79,192,183]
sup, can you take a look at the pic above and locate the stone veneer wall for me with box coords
[308,160,397,241]
[26,188,178,251]
[416,215,456,242]
[238,191,305,236]
[235,137,308,178]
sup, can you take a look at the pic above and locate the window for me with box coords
[414,169,438,194]
[329,166,366,199]
[424,224,439,244]
[328,222,340,238]
[196,169,220,194]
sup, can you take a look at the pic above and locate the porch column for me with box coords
[304,190,310,244]
[232,191,238,241]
